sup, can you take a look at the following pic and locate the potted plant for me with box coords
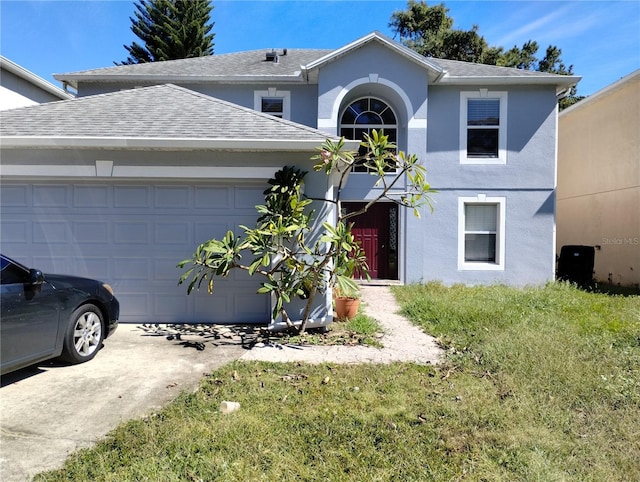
[333,273,361,320]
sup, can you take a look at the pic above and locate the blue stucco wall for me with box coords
[313,42,559,286]
[317,42,429,146]
[426,85,558,189]
[315,42,429,208]
[406,189,556,286]
[75,40,561,287]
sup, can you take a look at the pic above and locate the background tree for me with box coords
[390,1,583,108]
[118,0,214,65]
[497,40,539,70]
[390,2,488,63]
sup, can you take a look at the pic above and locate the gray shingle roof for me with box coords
[0,84,336,147]
[55,49,333,81]
[433,57,567,79]
[54,32,578,90]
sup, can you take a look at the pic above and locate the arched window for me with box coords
[340,97,397,172]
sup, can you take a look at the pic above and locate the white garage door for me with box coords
[0,181,270,324]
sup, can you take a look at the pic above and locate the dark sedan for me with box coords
[1,254,119,375]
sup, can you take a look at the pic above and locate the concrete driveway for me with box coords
[0,323,246,481]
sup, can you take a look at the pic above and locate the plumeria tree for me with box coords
[178,131,435,332]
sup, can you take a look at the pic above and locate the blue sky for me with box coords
[1,0,639,96]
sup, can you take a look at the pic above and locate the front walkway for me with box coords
[240,285,443,364]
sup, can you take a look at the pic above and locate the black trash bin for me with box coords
[557,245,595,287]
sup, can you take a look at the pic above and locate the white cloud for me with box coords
[493,3,589,46]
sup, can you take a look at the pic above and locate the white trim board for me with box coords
[0,164,280,179]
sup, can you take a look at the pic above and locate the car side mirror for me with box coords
[28,269,45,286]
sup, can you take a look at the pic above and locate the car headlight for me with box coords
[102,283,115,296]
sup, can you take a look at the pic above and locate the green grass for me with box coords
[36,282,639,482]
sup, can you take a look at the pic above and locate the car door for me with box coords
[0,257,62,373]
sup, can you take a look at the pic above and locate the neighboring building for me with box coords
[557,70,640,289]
[0,32,579,325]
[0,56,73,110]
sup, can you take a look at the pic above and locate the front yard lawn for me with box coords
[37,282,639,481]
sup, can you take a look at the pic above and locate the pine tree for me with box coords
[118,0,214,65]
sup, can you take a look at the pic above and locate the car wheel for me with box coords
[60,304,104,364]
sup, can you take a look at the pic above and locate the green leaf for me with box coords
[248,259,262,276]
[178,268,194,285]
[186,278,198,295]
[203,244,227,254]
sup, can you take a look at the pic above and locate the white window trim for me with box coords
[458,195,506,271]
[459,90,508,165]
[254,88,291,120]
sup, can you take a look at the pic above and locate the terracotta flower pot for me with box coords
[335,297,360,320]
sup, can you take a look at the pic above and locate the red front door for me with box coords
[343,202,398,280]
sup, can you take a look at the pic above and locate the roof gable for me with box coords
[304,31,579,92]
[0,84,342,151]
[303,31,445,82]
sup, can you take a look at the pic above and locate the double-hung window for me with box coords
[254,89,290,119]
[460,91,507,164]
[458,196,506,270]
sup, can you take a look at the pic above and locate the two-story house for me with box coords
[0,32,579,326]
